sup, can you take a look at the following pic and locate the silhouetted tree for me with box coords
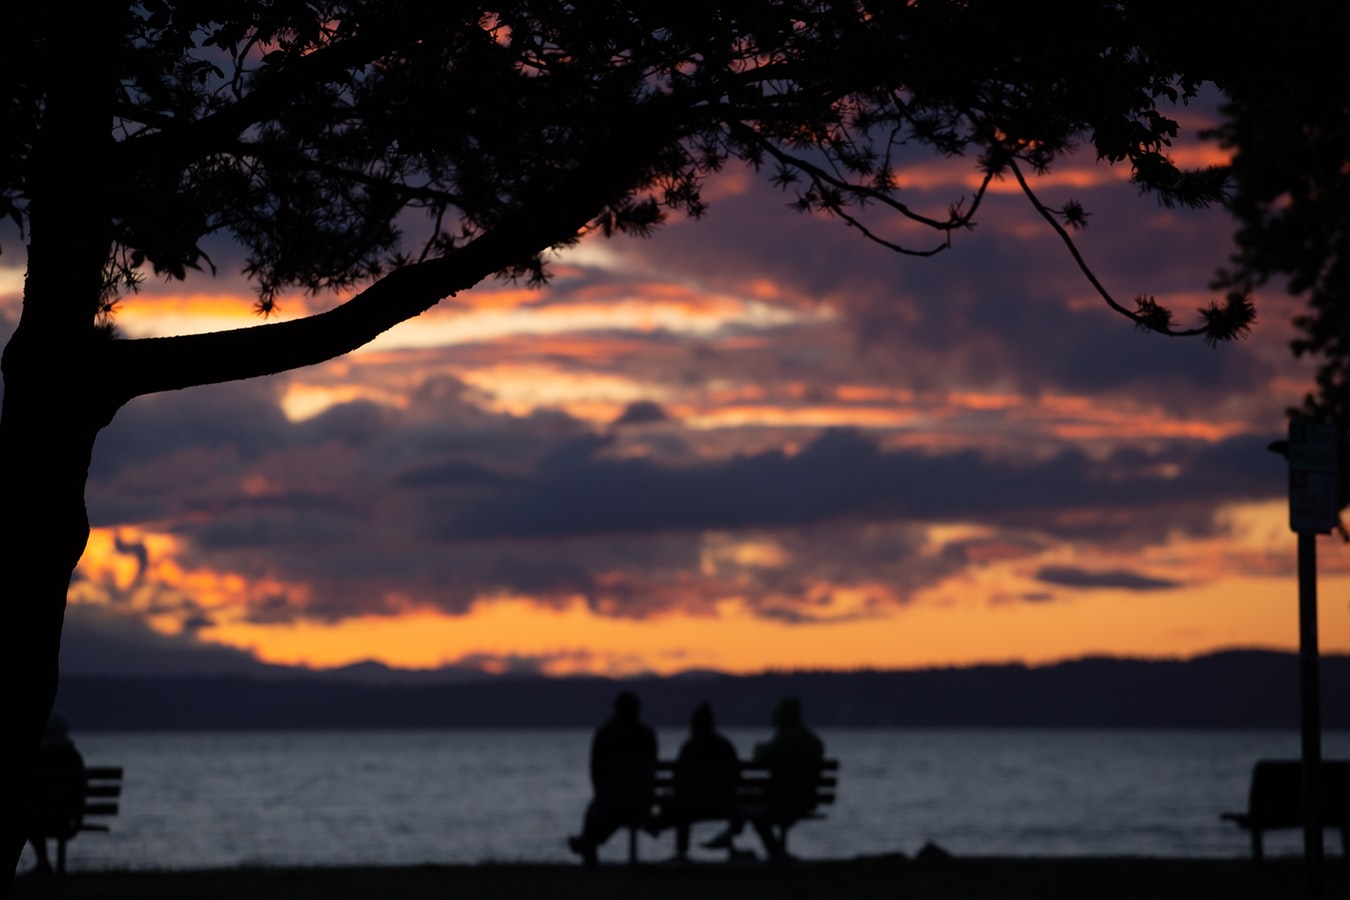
[2,0,1249,878]
[1210,2,1350,422]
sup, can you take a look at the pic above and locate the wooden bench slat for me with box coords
[653,760,838,772]
[81,802,120,816]
[84,766,123,779]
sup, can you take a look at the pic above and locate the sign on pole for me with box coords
[1287,417,1339,534]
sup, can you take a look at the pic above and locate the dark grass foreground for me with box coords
[14,856,1348,900]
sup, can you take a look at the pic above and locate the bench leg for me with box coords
[56,837,68,876]
[1251,829,1263,864]
[628,826,638,865]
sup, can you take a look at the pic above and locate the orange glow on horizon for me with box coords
[190,574,1350,676]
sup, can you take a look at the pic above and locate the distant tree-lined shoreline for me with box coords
[54,650,1350,731]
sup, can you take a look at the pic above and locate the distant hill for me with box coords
[54,650,1350,731]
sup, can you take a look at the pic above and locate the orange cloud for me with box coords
[280,382,409,421]
[73,527,313,638]
[684,404,922,430]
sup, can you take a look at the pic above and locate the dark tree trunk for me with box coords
[4,3,117,880]
[0,223,114,881]
[0,239,115,887]
[0,375,106,878]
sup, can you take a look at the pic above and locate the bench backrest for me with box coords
[1247,760,1350,828]
[37,764,121,840]
[653,758,838,808]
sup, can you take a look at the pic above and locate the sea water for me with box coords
[24,728,1350,872]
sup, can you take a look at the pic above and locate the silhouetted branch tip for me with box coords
[1058,200,1090,230]
[1198,292,1256,346]
[1132,295,1173,333]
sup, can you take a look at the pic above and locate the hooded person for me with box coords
[754,698,824,773]
[655,701,740,859]
[755,698,825,806]
[704,696,825,860]
[567,691,658,866]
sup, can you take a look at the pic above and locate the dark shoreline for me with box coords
[16,856,1348,900]
[56,651,1350,731]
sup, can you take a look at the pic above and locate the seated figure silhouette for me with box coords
[26,708,86,876]
[651,701,740,860]
[568,690,658,866]
[704,696,824,861]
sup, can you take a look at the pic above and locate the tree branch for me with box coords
[1008,158,1208,338]
[103,118,681,402]
[729,122,985,236]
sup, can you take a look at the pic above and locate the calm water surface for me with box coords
[27,728,1350,871]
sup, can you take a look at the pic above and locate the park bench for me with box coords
[40,765,123,874]
[1220,759,1350,860]
[625,758,839,863]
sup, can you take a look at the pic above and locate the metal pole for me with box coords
[1297,531,1323,899]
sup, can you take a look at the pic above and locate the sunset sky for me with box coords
[5,96,1349,679]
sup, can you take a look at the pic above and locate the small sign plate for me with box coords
[1288,417,1339,534]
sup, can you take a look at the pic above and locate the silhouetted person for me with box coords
[651,701,740,860]
[568,690,658,866]
[26,709,85,876]
[705,696,824,861]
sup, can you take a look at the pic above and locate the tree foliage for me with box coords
[1210,2,1350,419]
[3,1,1251,341]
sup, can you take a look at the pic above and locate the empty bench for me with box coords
[41,765,123,874]
[626,758,838,863]
[1220,759,1349,860]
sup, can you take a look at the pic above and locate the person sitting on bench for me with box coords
[568,691,658,866]
[705,696,825,860]
[651,702,741,860]
[25,708,86,876]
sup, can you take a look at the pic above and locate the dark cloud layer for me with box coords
[60,604,272,677]
[1033,566,1182,592]
[442,429,1280,541]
